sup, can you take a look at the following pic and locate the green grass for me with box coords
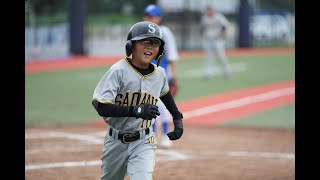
[174,54,295,102]
[25,68,106,127]
[25,54,295,127]
[253,41,294,47]
[219,103,295,128]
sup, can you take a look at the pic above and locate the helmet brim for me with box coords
[131,35,165,45]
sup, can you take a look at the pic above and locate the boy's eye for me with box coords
[142,40,152,46]
[139,39,161,47]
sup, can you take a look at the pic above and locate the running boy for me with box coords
[91,21,184,180]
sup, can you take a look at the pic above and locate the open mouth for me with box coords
[144,52,153,57]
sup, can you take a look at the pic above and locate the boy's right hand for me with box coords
[133,104,160,120]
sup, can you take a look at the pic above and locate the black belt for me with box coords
[109,128,150,144]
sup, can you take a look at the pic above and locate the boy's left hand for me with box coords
[167,117,183,140]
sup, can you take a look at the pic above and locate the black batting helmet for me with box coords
[125,21,165,66]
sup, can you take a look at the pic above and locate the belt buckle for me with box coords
[122,133,135,144]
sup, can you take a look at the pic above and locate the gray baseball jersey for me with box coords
[93,57,169,131]
[201,12,231,79]
[93,57,169,179]
[201,12,229,40]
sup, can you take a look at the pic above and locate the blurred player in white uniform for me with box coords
[201,5,231,79]
[143,4,180,148]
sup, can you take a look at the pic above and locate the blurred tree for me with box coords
[29,0,295,16]
[87,0,153,15]
[259,0,295,14]
[28,0,155,15]
[30,0,67,15]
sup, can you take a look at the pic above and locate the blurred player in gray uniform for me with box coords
[143,4,180,148]
[201,5,231,79]
[91,21,184,180]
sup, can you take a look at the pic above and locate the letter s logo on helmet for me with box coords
[148,24,156,33]
[125,21,165,66]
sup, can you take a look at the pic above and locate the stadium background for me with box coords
[25,0,295,60]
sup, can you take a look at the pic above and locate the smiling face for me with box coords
[131,38,161,69]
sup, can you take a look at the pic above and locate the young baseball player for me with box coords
[143,4,180,148]
[201,5,231,79]
[91,21,184,180]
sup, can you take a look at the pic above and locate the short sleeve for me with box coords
[161,26,179,61]
[92,67,121,104]
[219,14,229,27]
[159,68,170,97]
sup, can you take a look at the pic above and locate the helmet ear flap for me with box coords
[156,46,165,67]
[125,40,133,57]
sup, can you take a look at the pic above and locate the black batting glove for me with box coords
[133,103,160,120]
[167,112,184,140]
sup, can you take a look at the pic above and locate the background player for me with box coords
[201,5,231,79]
[91,21,184,180]
[143,4,180,148]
